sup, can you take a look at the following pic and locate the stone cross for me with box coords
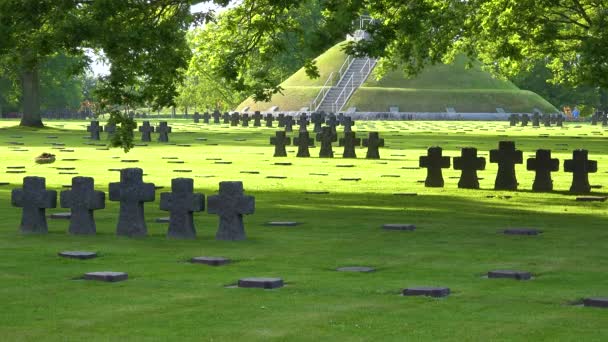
[193,112,200,123]
[602,112,608,126]
[139,121,154,142]
[12,177,57,234]
[362,132,384,159]
[453,147,486,189]
[87,121,103,140]
[277,113,286,127]
[270,131,291,157]
[265,114,274,127]
[208,181,255,241]
[316,126,337,158]
[564,149,597,193]
[160,178,204,239]
[202,112,211,124]
[222,112,230,124]
[419,147,451,187]
[339,132,361,158]
[326,114,338,134]
[490,141,523,190]
[508,114,519,126]
[252,111,263,127]
[311,113,323,133]
[212,110,221,123]
[60,176,105,235]
[230,112,240,126]
[556,114,565,127]
[294,131,314,157]
[157,122,172,142]
[284,115,294,132]
[342,116,355,133]
[521,114,530,126]
[241,113,250,127]
[109,168,155,237]
[532,113,540,127]
[337,113,345,125]
[542,113,551,127]
[297,115,309,132]
[105,122,116,137]
[527,149,559,192]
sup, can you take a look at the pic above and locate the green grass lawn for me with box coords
[0,119,607,341]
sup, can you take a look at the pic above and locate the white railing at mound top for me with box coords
[309,55,354,112]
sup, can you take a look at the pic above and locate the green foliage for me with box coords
[107,111,136,153]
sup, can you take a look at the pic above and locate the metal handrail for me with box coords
[332,74,354,113]
[310,72,335,111]
[337,55,353,80]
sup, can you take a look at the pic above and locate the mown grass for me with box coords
[0,119,607,341]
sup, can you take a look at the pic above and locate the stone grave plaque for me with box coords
[487,270,531,280]
[59,251,97,260]
[191,256,230,266]
[238,277,284,289]
[84,271,128,282]
[403,287,450,298]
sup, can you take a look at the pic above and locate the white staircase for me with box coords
[311,56,376,113]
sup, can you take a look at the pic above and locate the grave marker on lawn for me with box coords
[527,149,559,192]
[157,122,172,142]
[230,112,240,126]
[311,113,323,133]
[241,113,250,127]
[265,114,274,127]
[556,114,565,127]
[208,181,255,241]
[453,147,486,189]
[253,111,263,127]
[12,177,57,234]
[339,132,361,158]
[542,113,551,127]
[532,113,540,127]
[298,115,309,132]
[419,147,450,187]
[139,121,154,142]
[87,121,103,140]
[316,126,337,158]
[160,178,205,239]
[109,168,155,237]
[564,149,597,193]
[521,114,530,126]
[490,141,522,190]
[104,122,116,137]
[212,110,221,123]
[60,177,105,235]
[203,112,211,124]
[363,132,384,159]
[277,113,286,127]
[343,116,355,133]
[508,114,519,126]
[294,131,314,157]
[222,112,230,124]
[193,112,200,123]
[284,115,294,132]
[270,131,291,157]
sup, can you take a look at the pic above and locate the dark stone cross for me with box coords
[277,113,286,127]
[230,112,240,126]
[337,113,345,125]
[311,113,323,133]
[564,149,597,193]
[202,112,211,124]
[87,121,103,140]
[241,113,250,127]
[521,114,530,126]
[208,181,255,241]
[212,110,221,123]
[60,176,105,235]
[508,114,520,126]
[105,122,116,137]
[527,149,559,192]
[283,115,294,132]
[326,114,338,134]
[363,132,384,159]
[157,122,172,142]
[532,113,540,127]
[109,168,156,237]
[12,177,57,234]
[316,126,337,158]
[297,115,309,132]
[602,112,608,126]
[139,121,154,142]
[294,131,314,157]
[265,114,274,127]
[270,131,291,157]
[453,147,486,189]
[160,178,205,239]
[542,113,551,127]
[342,116,355,133]
[252,111,263,127]
[556,114,565,127]
[419,147,451,187]
[222,112,230,124]
[490,141,523,190]
[339,132,361,158]
[193,112,201,123]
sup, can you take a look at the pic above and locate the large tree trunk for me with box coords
[20,67,44,127]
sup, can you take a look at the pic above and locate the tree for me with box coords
[0,0,200,127]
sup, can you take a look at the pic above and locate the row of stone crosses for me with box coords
[11,168,254,240]
[271,129,384,158]
[507,113,565,127]
[86,112,355,143]
[420,142,596,193]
